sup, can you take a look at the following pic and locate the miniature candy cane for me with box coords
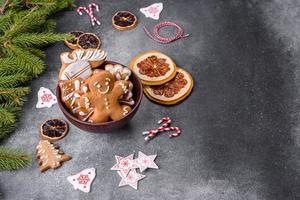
[143,21,189,44]
[76,3,101,26]
[143,117,181,141]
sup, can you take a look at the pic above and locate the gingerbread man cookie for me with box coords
[78,70,132,123]
[59,48,107,81]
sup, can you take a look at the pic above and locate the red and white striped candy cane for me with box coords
[163,126,181,138]
[143,21,189,44]
[143,117,181,141]
[76,3,101,26]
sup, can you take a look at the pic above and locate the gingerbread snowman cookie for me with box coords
[59,48,107,81]
[78,70,132,123]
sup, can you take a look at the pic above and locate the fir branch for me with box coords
[0,147,31,170]
[12,32,70,47]
[5,45,45,77]
[27,47,45,58]
[0,73,29,88]
[0,87,30,106]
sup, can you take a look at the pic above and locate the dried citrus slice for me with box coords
[64,31,84,49]
[77,33,101,49]
[112,11,138,31]
[130,50,177,85]
[143,68,193,105]
[40,119,69,142]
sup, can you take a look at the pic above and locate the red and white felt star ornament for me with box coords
[67,168,96,193]
[36,87,57,108]
[111,154,137,175]
[135,151,159,172]
[118,169,146,190]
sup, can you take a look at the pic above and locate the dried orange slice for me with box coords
[130,50,177,85]
[77,33,101,49]
[112,11,138,31]
[40,119,69,142]
[64,31,84,49]
[143,68,193,105]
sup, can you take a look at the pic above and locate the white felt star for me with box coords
[67,168,96,193]
[36,87,57,108]
[135,151,159,172]
[118,169,146,190]
[111,154,137,175]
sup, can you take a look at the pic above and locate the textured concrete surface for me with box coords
[0,0,300,199]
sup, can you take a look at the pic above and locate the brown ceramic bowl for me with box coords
[56,61,143,133]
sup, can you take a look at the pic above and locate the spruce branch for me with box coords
[0,73,29,88]
[0,147,32,170]
[12,32,70,47]
[0,87,30,106]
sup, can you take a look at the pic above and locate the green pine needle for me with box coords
[0,73,29,88]
[0,147,32,170]
[12,32,70,47]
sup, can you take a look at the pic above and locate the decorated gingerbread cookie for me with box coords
[77,70,132,123]
[143,68,193,105]
[130,50,177,85]
[59,48,107,81]
[36,140,71,172]
[105,64,135,106]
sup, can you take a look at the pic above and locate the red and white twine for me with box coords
[143,117,181,141]
[77,3,101,26]
[143,21,190,44]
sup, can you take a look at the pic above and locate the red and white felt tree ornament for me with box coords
[67,168,96,193]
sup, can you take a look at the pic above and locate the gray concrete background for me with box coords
[0,0,300,199]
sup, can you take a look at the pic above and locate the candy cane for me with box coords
[143,21,189,44]
[143,117,181,141]
[76,3,101,26]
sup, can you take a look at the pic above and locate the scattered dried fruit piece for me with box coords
[130,50,176,85]
[39,119,68,142]
[65,31,84,49]
[77,33,101,49]
[36,140,72,172]
[112,11,138,31]
[143,68,193,105]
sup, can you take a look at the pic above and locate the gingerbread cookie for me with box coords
[130,50,177,85]
[105,64,135,106]
[143,68,193,105]
[36,140,71,172]
[78,70,132,123]
[112,11,138,31]
[58,78,94,121]
[105,63,132,81]
[59,48,107,81]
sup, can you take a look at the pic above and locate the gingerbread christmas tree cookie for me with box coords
[36,140,71,172]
